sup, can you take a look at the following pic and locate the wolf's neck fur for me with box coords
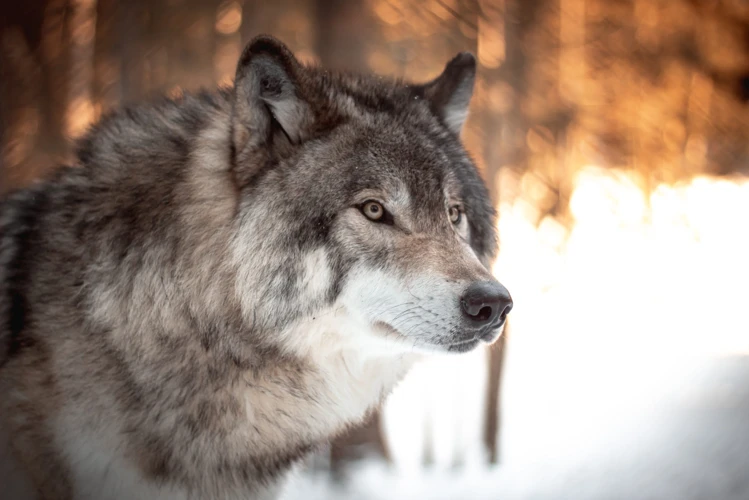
[234,309,417,458]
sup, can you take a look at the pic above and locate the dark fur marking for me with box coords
[4,189,50,363]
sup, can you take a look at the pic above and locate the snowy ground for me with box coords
[283,356,749,500]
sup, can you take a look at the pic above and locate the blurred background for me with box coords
[2,0,749,499]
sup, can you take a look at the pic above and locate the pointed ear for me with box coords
[232,36,312,155]
[419,52,476,135]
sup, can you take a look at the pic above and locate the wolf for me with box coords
[0,35,512,499]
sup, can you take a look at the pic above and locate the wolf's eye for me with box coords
[448,205,462,225]
[362,201,385,221]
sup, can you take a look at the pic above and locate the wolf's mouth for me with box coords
[373,317,504,353]
[477,324,504,344]
[445,324,504,352]
[445,338,482,353]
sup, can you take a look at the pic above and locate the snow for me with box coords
[282,357,749,500]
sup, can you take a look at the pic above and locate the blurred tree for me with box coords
[476,0,543,464]
[1,0,72,191]
[316,0,374,72]
[93,0,121,113]
[117,0,149,102]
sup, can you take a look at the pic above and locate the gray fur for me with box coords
[0,36,508,499]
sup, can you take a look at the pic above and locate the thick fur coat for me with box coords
[0,36,510,499]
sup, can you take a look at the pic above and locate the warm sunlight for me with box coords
[5,1,749,498]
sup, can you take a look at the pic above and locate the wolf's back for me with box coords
[0,91,234,372]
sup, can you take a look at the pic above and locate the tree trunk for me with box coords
[329,410,390,478]
[478,0,540,465]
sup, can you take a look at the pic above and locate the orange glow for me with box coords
[216,1,243,35]
[374,2,402,26]
[214,38,241,84]
[66,97,95,138]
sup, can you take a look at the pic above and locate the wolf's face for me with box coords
[230,37,511,355]
[315,123,511,354]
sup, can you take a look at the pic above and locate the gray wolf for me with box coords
[0,35,512,499]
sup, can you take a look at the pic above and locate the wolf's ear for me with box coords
[232,36,312,159]
[419,52,476,135]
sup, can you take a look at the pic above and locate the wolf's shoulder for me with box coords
[74,88,233,177]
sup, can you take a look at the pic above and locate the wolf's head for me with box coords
[230,36,511,356]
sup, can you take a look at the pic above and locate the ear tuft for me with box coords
[239,35,296,65]
[419,52,477,135]
[236,35,300,89]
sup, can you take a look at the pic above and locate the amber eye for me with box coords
[362,201,385,221]
[448,205,462,225]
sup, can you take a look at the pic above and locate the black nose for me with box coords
[460,281,513,326]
